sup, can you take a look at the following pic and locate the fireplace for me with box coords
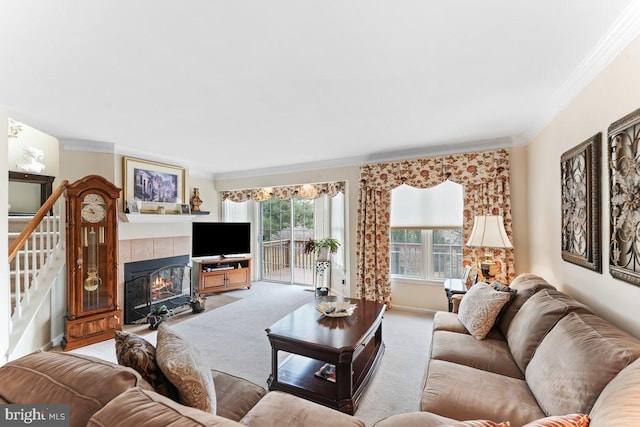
[124,255,191,324]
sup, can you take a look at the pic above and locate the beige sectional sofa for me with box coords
[0,331,365,427]
[377,274,640,427]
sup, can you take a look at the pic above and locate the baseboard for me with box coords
[390,305,438,315]
[41,334,64,352]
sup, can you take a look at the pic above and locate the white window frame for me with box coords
[390,227,462,284]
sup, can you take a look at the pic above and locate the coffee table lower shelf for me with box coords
[267,342,385,415]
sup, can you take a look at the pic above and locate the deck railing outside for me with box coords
[262,239,315,275]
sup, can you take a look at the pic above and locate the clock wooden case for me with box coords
[63,175,122,351]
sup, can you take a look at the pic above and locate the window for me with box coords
[390,181,463,281]
[390,229,462,280]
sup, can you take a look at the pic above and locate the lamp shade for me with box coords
[466,215,513,249]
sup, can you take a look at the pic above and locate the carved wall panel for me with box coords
[561,133,601,272]
[609,107,640,285]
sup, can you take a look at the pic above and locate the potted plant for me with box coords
[304,237,341,261]
[190,293,206,313]
[147,304,169,330]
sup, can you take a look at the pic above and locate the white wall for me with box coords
[8,121,60,176]
[190,176,219,222]
[527,35,640,338]
[1,109,10,362]
[8,122,59,213]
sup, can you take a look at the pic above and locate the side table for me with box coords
[443,279,467,312]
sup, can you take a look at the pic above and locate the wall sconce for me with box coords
[466,215,513,280]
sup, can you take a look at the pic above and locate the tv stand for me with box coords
[193,257,251,295]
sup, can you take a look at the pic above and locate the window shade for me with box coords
[390,181,463,228]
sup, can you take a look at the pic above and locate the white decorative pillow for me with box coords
[458,282,512,340]
[156,323,217,414]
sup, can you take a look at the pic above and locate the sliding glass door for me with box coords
[260,196,315,285]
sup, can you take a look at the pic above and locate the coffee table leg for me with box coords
[336,362,355,415]
[267,347,278,388]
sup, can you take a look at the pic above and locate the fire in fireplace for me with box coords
[124,255,191,324]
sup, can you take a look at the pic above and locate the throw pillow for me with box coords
[490,280,517,323]
[114,331,177,400]
[491,280,517,299]
[439,421,511,427]
[522,414,589,427]
[156,323,217,414]
[458,282,512,340]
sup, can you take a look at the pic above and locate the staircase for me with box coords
[6,182,67,361]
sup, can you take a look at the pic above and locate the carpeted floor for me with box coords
[71,281,433,426]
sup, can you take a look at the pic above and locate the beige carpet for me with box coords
[72,282,433,426]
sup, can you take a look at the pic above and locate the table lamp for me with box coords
[466,215,513,280]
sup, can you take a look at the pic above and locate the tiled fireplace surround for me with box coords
[117,236,191,311]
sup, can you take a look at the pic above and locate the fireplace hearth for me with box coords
[124,255,191,324]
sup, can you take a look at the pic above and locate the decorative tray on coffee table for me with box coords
[316,301,357,317]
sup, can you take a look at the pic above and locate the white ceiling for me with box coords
[2,1,640,179]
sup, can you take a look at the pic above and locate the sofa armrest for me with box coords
[451,294,465,313]
[211,370,267,422]
[240,391,365,427]
[88,387,243,427]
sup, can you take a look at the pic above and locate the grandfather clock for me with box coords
[63,175,122,351]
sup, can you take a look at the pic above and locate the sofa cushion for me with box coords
[156,323,217,414]
[374,412,463,427]
[526,312,639,417]
[433,311,469,334]
[87,387,242,427]
[211,370,266,422]
[0,351,151,427]
[114,330,178,399]
[420,360,545,426]
[430,330,523,379]
[374,413,510,427]
[439,422,511,427]
[506,289,591,371]
[433,311,505,341]
[497,274,556,336]
[458,282,512,340]
[589,357,640,426]
[521,414,589,427]
[239,391,365,427]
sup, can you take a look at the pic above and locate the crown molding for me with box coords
[212,136,522,181]
[60,138,115,153]
[526,1,640,140]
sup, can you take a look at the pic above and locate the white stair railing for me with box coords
[7,181,67,353]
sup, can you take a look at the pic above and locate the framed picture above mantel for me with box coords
[123,157,186,214]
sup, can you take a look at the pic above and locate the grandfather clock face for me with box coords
[79,193,110,313]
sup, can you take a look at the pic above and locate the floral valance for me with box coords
[359,149,510,191]
[222,181,345,203]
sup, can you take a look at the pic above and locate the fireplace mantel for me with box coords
[119,213,196,223]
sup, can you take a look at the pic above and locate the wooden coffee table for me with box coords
[266,296,385,415]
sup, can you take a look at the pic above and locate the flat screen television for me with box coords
[192,222,251,259]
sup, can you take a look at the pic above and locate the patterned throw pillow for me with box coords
[439,421,511,427]
[114,331,177,399]
[522,414,589,427]
[458,282,512,340]
[156,323,217,414]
